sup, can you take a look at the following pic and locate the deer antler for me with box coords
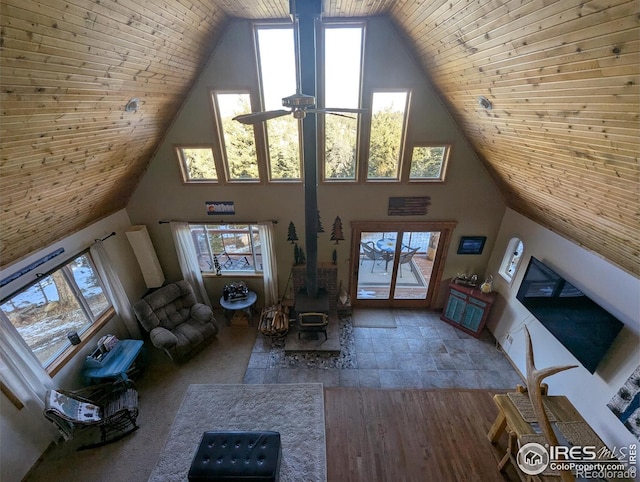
[524,326,578,482]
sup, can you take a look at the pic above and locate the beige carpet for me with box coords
[149,383,327,482]
[24,320,257,482]
[352,308,396,328]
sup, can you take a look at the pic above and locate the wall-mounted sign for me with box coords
[388,196,431,216]
[206,201,235,215]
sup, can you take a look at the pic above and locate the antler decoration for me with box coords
[525,326,578,482]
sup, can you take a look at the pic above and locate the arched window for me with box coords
[498,237,524,284]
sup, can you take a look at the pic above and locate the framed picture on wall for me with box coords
[457,236,487,255]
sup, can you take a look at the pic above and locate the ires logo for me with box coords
[548,445,597,460]
[517,442,637,479]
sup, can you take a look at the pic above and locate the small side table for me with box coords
[220,291,257,325]
[83,339,144,384]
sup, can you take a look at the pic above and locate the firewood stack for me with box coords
[258,304,289,337]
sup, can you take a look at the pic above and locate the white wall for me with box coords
[126,17,506,307]
[0,209,147,482]
[486,208,640,450]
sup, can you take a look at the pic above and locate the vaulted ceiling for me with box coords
[1,0,638,275]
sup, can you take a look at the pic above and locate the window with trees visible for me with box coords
[190,224,263,275]
[367,91,410,180]
[177,147,218,182]
[323,24,364,181]
[212,92,259,182]
[0,253,112,369]
[409,145,450,182]
[255,26,301,181]
[499,237,525,284]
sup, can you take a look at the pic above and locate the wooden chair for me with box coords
[44,381,139,450]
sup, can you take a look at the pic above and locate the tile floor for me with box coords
[243,309,524,390]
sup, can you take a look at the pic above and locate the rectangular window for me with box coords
[189,224,262,275]
[323,25,364,181]
[409,145,450,181]
[177,147,218,182]
[367,91,409,181]
[255,26,301,181]
[212,92,259,182]
[0,253,112,368]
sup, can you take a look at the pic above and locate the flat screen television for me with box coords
[516,256,624,374]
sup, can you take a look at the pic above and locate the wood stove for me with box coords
[295,289,330,340]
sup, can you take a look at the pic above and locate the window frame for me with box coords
[405,143,452,183]
[176,145,220,184]
[189,223,264,277]
[319,22,366,183]
[363,88,412,182]
[210,90,263,184]
[253,23,303,183]
[498,237,525,285]
[0,250,115,375]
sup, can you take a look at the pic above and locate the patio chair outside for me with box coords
[398,247,420,277]
[360,241,393,272]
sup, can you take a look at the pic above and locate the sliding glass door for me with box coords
[350,221,456,308]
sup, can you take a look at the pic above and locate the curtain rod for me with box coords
[158,220,278,225]
[0,232,117,291]
[96,232,116,242]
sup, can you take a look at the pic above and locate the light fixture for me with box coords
[125,98,140,113]
[477,96,492,110]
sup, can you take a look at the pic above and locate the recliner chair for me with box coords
[133,280,218,362]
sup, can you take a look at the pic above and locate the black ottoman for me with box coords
[188,431,281,482]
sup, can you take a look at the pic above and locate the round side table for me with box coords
[219,291,257,325]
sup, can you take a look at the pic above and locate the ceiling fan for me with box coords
[233,1,365,125]
[233,93,365,125]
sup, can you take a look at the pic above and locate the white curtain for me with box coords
[90,240,142,339]
[170,222,212,307]
[0,311,57,435]
[258,222,279,306]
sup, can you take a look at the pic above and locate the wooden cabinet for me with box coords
[440,283,496,338]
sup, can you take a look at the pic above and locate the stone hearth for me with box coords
[250,317,356,371]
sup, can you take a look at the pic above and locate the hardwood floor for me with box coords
[324,387,515,482]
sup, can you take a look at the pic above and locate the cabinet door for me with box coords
[461,304,485,332]
[444,292,466,324]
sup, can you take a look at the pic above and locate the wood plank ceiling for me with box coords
[1,0,638,276]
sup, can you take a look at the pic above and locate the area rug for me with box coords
[352,308,397,328]
[149,383,327,482]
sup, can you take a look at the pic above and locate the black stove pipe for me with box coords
[295,0,322,297]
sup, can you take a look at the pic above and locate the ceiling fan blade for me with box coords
[306,107,368,119]
[326,112,358,120]
[233,110,290,124]
[322,107,368,114]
